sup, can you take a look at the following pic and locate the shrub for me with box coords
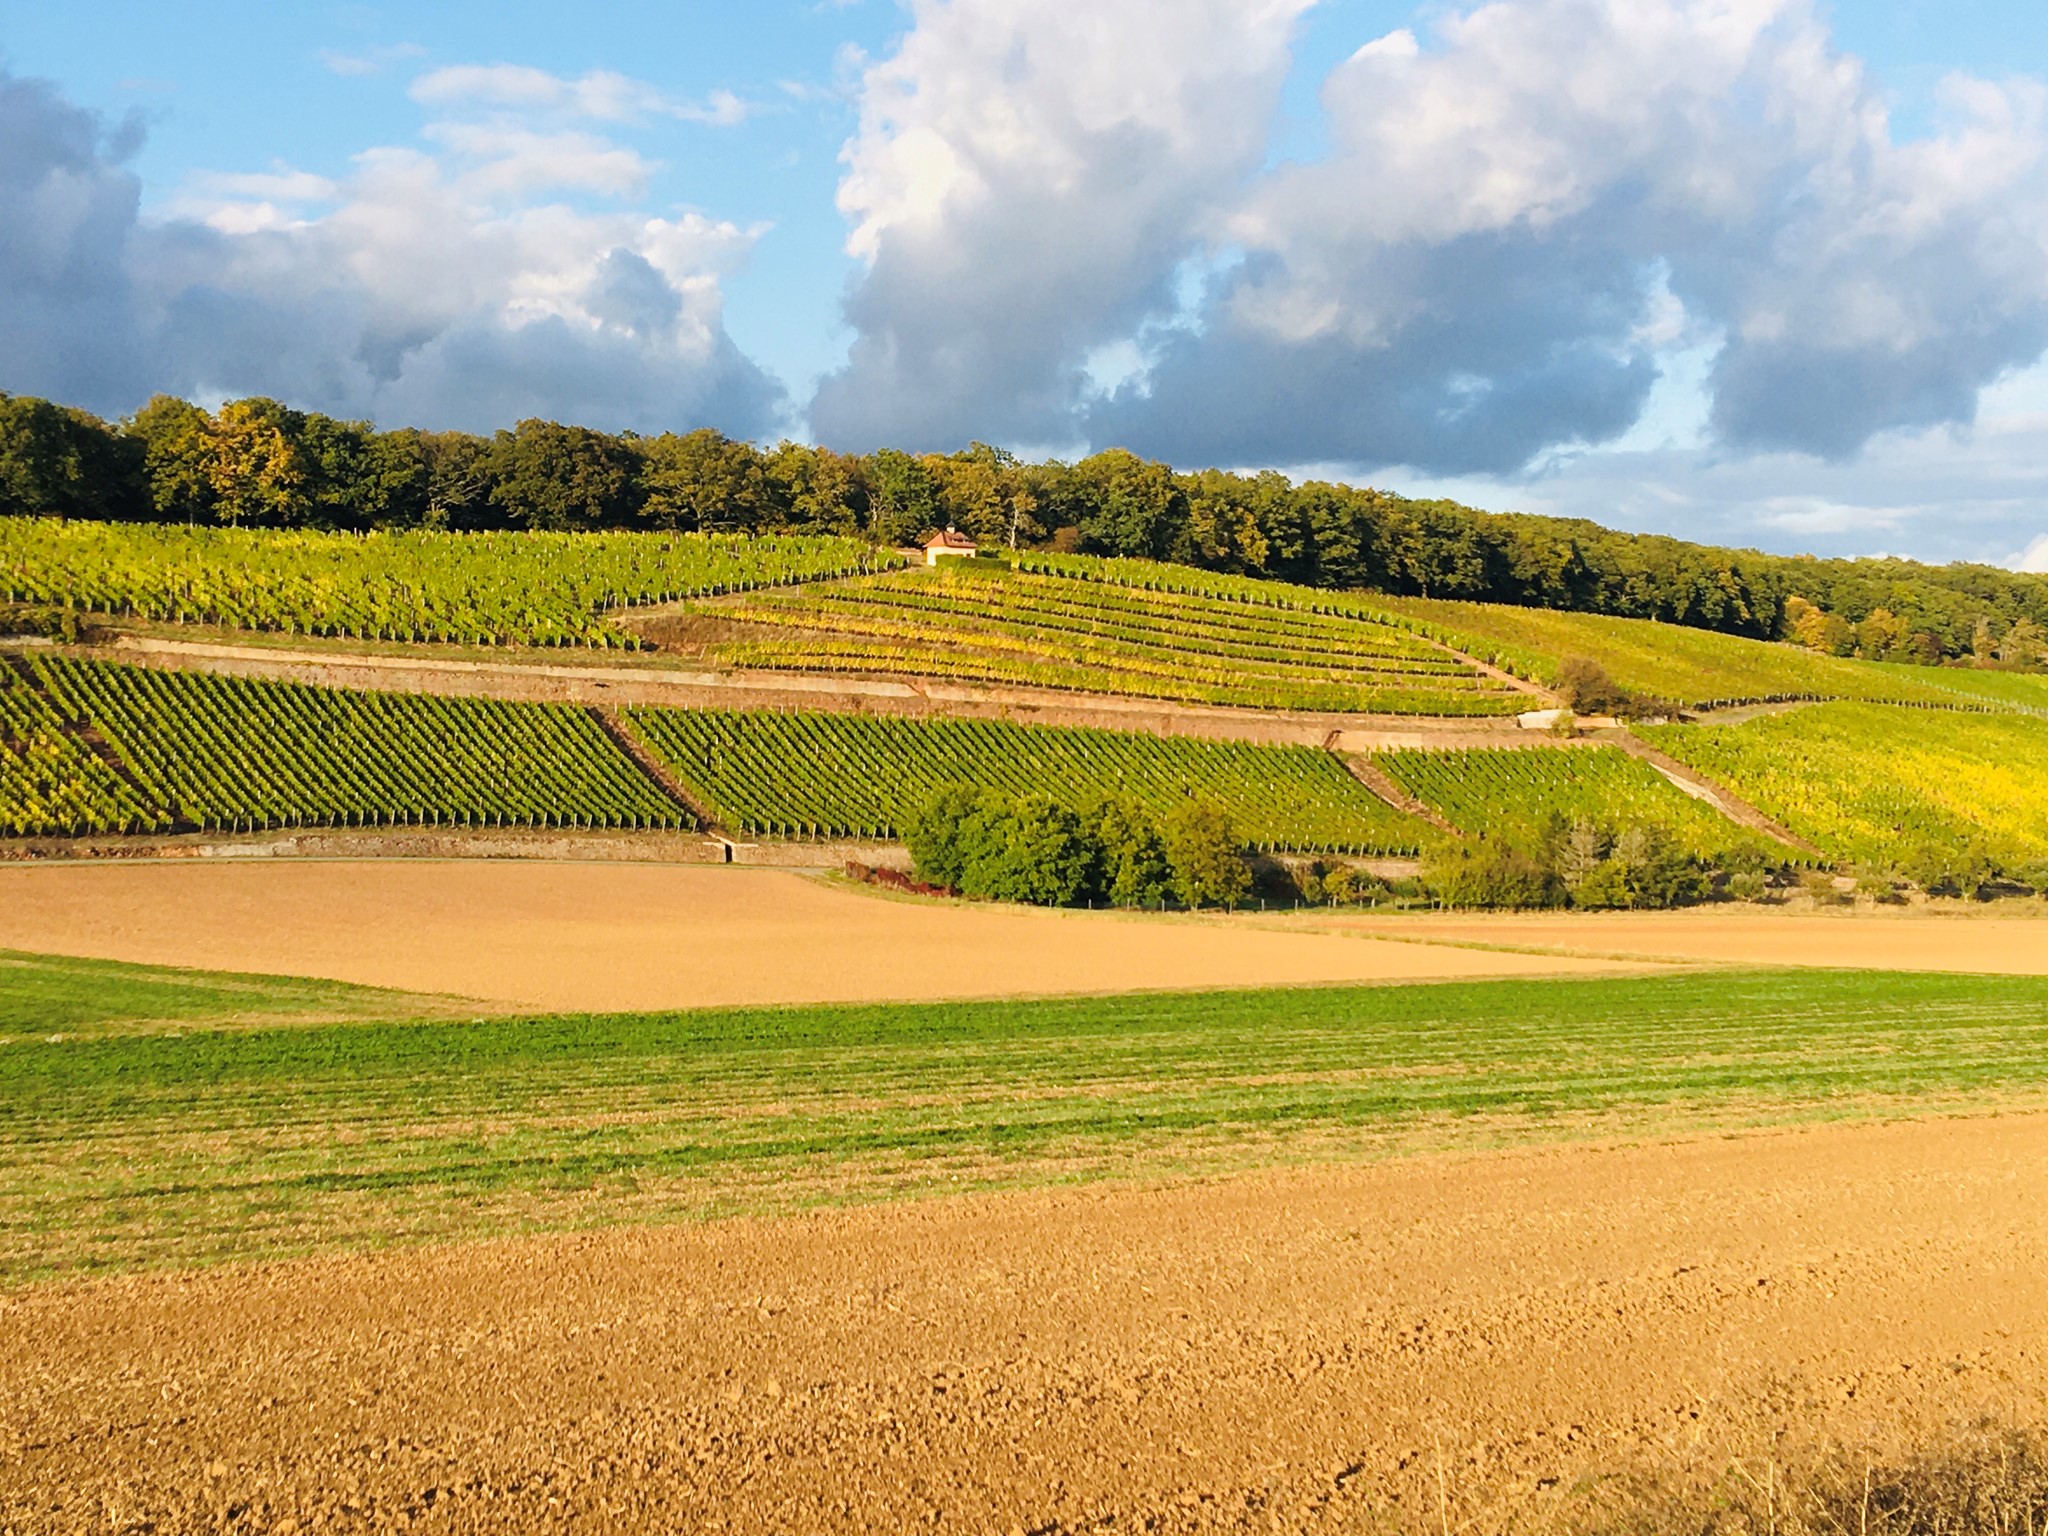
[1798,867,1848,907]
[1556,656,1631,716]
[1610,825,1711,908]
[1423,839,1563,909]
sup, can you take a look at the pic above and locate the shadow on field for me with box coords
[1602,1421,2048,1536]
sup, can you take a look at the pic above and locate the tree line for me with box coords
[5,389,2047,661]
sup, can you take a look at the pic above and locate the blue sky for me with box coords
[3,0,2047,566]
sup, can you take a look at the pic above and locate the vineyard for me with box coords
[27,658,688,832]
[0,520,889,647]
[703,559,1527,715]
[625,706,1424,853]
[1375,744,1780,861]
[1637,703,2048,872]
[1872,662,2048,717]
[1368,595,1969,710]
[0,663,164,835]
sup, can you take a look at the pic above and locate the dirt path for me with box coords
[4,1112,2043,1533]
[0,862,1638,1011]
[1604,728,1820,854]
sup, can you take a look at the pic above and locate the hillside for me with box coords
[10,388,2048,664]
[8,520,2048,902]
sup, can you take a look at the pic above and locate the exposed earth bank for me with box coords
[3,1113,2043,1533]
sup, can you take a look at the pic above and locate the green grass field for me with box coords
[6,952,2048,1284]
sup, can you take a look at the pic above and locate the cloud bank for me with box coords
[819,0,2048,480]
[0,64,780,437]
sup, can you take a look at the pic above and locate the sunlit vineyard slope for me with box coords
[31,658,686,832]
[702,557,1525,715]
[1,520,889,648]
[627,707,1424,853]
[1376,745,1781,862]
[1637,703,2048,875]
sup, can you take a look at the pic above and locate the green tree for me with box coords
[297,412,379,530]
[205,398,313,526]
[1081,797,1171,908]
[2000,617,2047,667]
[1074,449,1182,559]
[903,785,993,891]
[764,441,863,534]
[487,420,639,530]
[123,396,216,523]
[1423,838,1562,909]
[0,395,146,520]
[357,429,434,527]
[1162,800,1251,909]
[861,448,938,545]
[418,431,497,529]
[959,797,1096,906]
[638,429,770,533]
[1611,825,1709,908]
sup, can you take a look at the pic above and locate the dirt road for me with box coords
[4,1113,2043,1533]
[0,862,1633,1012]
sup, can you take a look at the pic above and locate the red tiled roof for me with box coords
[924,528,977,549]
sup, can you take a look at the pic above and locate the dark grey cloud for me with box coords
[1089,228,1656,475]
[0,72,151,413]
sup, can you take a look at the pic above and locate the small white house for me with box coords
[924,527,978,565]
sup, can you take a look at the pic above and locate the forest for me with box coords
[5,389,2046,661]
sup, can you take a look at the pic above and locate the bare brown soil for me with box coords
[0,862,1634,1012]
[1315,904,2048,975]
[4,1113,2043,1533]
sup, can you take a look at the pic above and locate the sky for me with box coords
[3,0,2047,568]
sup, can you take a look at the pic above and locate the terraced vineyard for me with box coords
[29,657,687,832]
[705,559,1526,715]
[1369,596,1968,710]
[1638,703,2048,871]
[0,664,165,836]
[1,519,889,648]
[1376,745,1779,861]
[627,706,1424,853]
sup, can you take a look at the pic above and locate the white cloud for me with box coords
[2012,534,2048,573]
[319,44,426,80]
[423,123,655,199]
[813,0,2048,501]
[0,67,781,437]
[409,64,751,127]
[810,0,1314,449]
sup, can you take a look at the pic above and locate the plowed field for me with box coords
[0,862,1636,1011]
[4,1113,2044,1533]
[7,864,2048,1013]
